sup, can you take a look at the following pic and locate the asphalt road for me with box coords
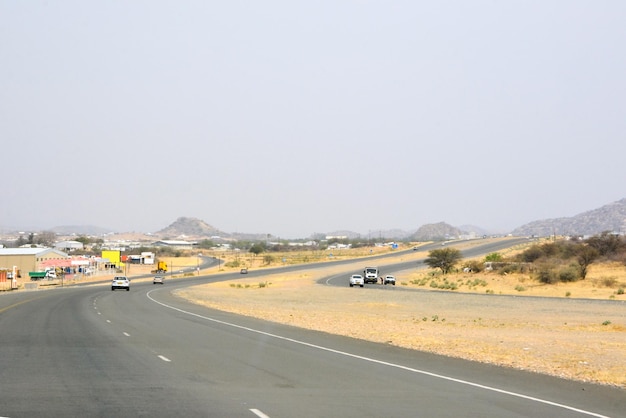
[319,237,532,287]
[0,240,623,417]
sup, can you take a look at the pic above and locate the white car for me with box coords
[153,275,165,284]
[349,274,364,287]
[384,275,396,285]
[111,276,130,291]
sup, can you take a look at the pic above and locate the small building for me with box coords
[141,252,155,265]
[54,240,85,252]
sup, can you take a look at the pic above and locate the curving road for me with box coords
[0,240,623,417]
[320,237,531,287]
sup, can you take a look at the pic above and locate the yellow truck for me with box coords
[156,261,168,273]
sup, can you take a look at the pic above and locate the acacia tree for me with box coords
[576,245,599,279]
[586,231,623,257]
[249,242,267,255]
[424,247,463,274]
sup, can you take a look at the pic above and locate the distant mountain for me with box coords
[512,198,626,237]
[155,217,228,239]
[9,198,624,242]
[408,222,462,241]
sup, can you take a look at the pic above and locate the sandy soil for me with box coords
[175,248,626,389]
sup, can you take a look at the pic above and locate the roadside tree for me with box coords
[576,245,599,279]
[249,242,267,255]
[424,247,463,274]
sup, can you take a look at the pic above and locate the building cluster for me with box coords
[0,238,197,288]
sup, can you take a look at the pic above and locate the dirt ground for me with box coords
[174,244,626,389]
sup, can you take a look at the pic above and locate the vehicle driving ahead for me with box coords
[349,274,364,287]
[384,275,396,285]
[363,266,378,284]
[111,276,130,291]
[153,275,165,284]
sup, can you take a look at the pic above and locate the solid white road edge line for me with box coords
[146,290,609,418]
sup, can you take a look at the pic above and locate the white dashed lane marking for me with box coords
[250,408,271,418]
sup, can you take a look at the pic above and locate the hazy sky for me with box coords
[2,1,625,238]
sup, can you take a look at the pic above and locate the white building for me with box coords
[54,240,84,252]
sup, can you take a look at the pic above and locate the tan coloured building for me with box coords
[0,248,69,280]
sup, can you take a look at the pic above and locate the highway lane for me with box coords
[1,282,622,417]
[0,239,623,417]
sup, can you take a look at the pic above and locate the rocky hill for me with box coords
[408,222,463,241]
[155,217,228,239]
[7,198,625,242]
[512,198,626,237]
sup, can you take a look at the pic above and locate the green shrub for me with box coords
[485,252,503,262]
[519,245,544,263]
[558,266,580,282]
[467,278,487,288]
[536,264,559,284]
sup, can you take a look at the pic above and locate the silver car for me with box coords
[111,276,130,291]
[153,275,165,285]
[384,275,396,285]
[349,274,364,288]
